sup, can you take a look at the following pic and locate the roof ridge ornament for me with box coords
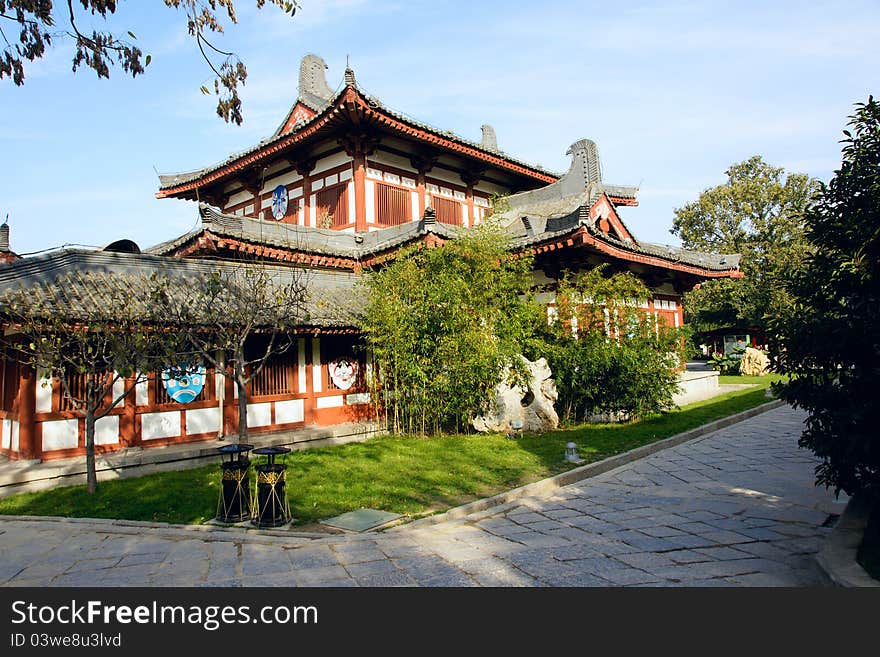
[481,124,498,151]
[298,53,333,103]
[566,139,602,184]
[344,66,357,87]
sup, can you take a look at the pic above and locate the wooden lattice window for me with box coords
[315,184,349,228]
[59,371,113,412]
[433,196,462,226]
[376,182,411,226]
[250,352,296,397]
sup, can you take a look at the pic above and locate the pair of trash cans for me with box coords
[216,444,291,527]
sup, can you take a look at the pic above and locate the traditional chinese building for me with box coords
[0,54,741,462]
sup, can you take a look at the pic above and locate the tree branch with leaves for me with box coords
[671,155,819,333]
[0,0,298,124]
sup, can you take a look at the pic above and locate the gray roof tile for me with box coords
[0,250,365,328]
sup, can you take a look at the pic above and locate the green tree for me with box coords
[361,223,539,435]
[771,97,880,504]
[0,1,298,124]
[672,156,819,333]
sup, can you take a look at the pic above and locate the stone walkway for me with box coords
[0,405,844,587]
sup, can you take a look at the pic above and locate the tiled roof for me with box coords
[507,209,740,272]
[0,250,365,328]
[157,78,557,193]
[147,204,462,260]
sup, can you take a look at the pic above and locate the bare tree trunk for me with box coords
[85,410,97,494]
[236,371,248,444]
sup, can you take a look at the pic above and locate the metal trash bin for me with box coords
[252,446,291,528]
[216,443,254,523]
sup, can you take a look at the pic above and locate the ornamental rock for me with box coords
[473,356,559,434]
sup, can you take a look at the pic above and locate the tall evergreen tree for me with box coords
[771,97,880,503]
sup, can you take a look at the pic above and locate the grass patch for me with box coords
[719,373,787,386]
[0,378,779,526]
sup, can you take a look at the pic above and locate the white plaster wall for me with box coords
[141,411,181,440]
[11,420,19,452]
[348,180,356,223]
[365,180,375,223]
[312,338,322,392]
[314,151,351,174]
[369,149,417,172]
[297,338,307,393]
[427,168,466,186]
[275,399,304,424]
[246,402,272,428]
[316,395,344,409]
[309,195,317,227]
[94,415,119,446]
[474,180,508,197]
[42,419,79,451]
[187,407,220,435]
[261,170,302,192]
[36,371,53,414]
[411,191,419,220]
[135,378,149,407]
[1,419,10,449]
[346,393,370,406]
[112,375,125,404]
[226,190,253,207]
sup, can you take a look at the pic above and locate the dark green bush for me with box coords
[771,97,880,504]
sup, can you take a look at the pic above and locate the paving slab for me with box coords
[0,405,841,587]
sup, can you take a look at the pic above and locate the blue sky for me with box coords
[1,0,878,255]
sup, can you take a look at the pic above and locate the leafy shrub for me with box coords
[535,267,689,424]
[709,349,743,374]
[361,223,540,435]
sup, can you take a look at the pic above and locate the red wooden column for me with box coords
[411,153,437,218]
[460,170,483,228]
[417,170,426,217]
[353,152,367,232]
[303,337,315,425]
[119,374,138,448]
[342,133,378,233]
[16,365,38,460]
[295,159,315,227]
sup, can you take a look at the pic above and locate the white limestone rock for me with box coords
[473,356,559,433]
[740,347,770,376]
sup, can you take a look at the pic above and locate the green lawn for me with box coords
[0,377,779,527]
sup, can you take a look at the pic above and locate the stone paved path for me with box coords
[0,405,843,587]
